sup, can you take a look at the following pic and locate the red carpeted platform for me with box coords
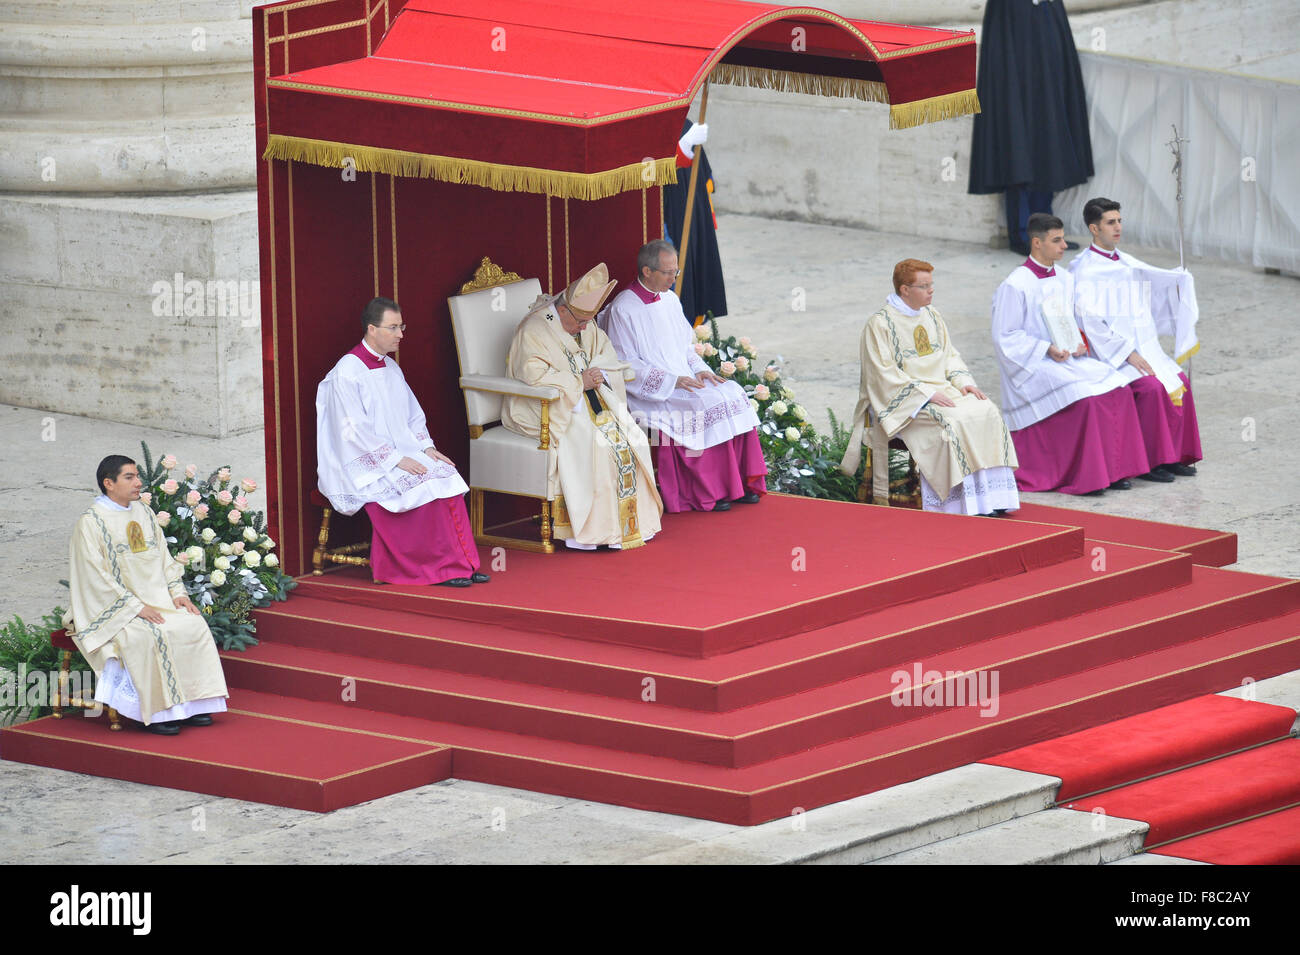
[1150,805,1300,865]
[3,497,1296,824]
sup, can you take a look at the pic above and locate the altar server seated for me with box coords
[316,297,486,587]
[600,239,766,513]
[1068,196,1202,481]
[991,214,1150,495]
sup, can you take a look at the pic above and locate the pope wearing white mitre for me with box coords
[501,263,663,550]
[69,455,228,734]
[599,239,767,513]
[840,258,1020,515]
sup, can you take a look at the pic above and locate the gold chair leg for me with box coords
[540,500,554,554]
[313,506,331,575]
[108,707,122,731]
[52,650,69,718]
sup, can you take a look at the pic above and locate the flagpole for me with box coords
[675,79,710,302]
[1165,123,1191,380]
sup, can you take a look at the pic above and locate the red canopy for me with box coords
[263,0,977,198]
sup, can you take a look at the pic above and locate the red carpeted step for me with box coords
[0,710,451,812]
[1065,740,1300,847]
[1149,804,1300,865]
[255,542,1191,712]
[1010,503,1237,567]
[219,610,1300,825]
[984,695,1298,800]
[291,496,1082,656]
[224,576,1300,769]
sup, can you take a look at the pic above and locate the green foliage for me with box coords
[0,607,85,723]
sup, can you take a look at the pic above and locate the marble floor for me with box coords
[1,213,1296,863]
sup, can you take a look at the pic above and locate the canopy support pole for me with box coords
[675,80,710,304]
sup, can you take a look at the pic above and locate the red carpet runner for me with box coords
[3,496,1297,828]
[988,695,1300,864]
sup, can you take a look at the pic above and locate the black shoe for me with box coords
[1137,469,1176,483]
[178,714,213,727]
[1108,479,1134,490]
[733,492,761,504]
[1161,462,1198,477]
[1084,488,1106,496]
[470,571,490,584]
[437,577,473,588]
[144,721,181,736]
[711,500,731,512]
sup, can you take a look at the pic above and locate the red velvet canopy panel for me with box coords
[253,0,976,574]
[261,0,977,197]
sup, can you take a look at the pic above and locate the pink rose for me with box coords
[193,503,210,519]
[241,478,258,494]
[232,541,246,555]
[216,489,233,505]
[235,495,249,509]
[185,464,198,479]
[161,479,179,495]
[185,490,201,506]
[228,509,242,524]
[155,511,171,526]
[754,384,770,401]
[719,361,736,377]
[735,356,750,371]
[693,342,707,356]
[139,492,152,505]
[739,336,752,348]
[176,551,191,565]
[217,467,232,482]
[161,454,177,470]
[763,365,780,382]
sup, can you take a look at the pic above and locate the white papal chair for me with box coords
[448,259,556,552]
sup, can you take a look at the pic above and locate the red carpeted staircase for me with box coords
[987,694,1300,864]
[4,496,1298,826]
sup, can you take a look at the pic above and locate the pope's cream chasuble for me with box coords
[502,305,663,548]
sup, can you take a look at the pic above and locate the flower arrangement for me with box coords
[695,316,915,502]
[137,442,296,650]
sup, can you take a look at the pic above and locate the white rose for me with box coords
[186,545,204,563]
[785,427,801,442]
[783,387,795,399]
[749,399,760,413]
[265,554,279,568]
[209,569,227,587]
[243,527,259,543]
[694,324,710,341]
[771,400,788,416]
[793,404,808,421]
[155,511,171,527]
[260,537,275,551]
[200,528,216,543]
[218,543,232,555]
[244,551,262,568]
[214,556,231,571]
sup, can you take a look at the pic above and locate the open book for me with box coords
[1040,288,1083,353]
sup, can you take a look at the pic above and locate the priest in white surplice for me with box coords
[502,263,663,550]
[316,297,485,587]
[600,240,767,513]
[840,258,1020,515]
[992,214,1151,495]
[69,455,228,734]
[1068,196,1202,481]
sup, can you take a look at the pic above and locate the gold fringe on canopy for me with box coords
[709,64,979,129]
[263,134,679,200]
[711,63,889,104]
[888,89,981,129]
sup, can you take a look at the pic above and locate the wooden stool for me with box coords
[310,489,371,574]
[49,628,121,730]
